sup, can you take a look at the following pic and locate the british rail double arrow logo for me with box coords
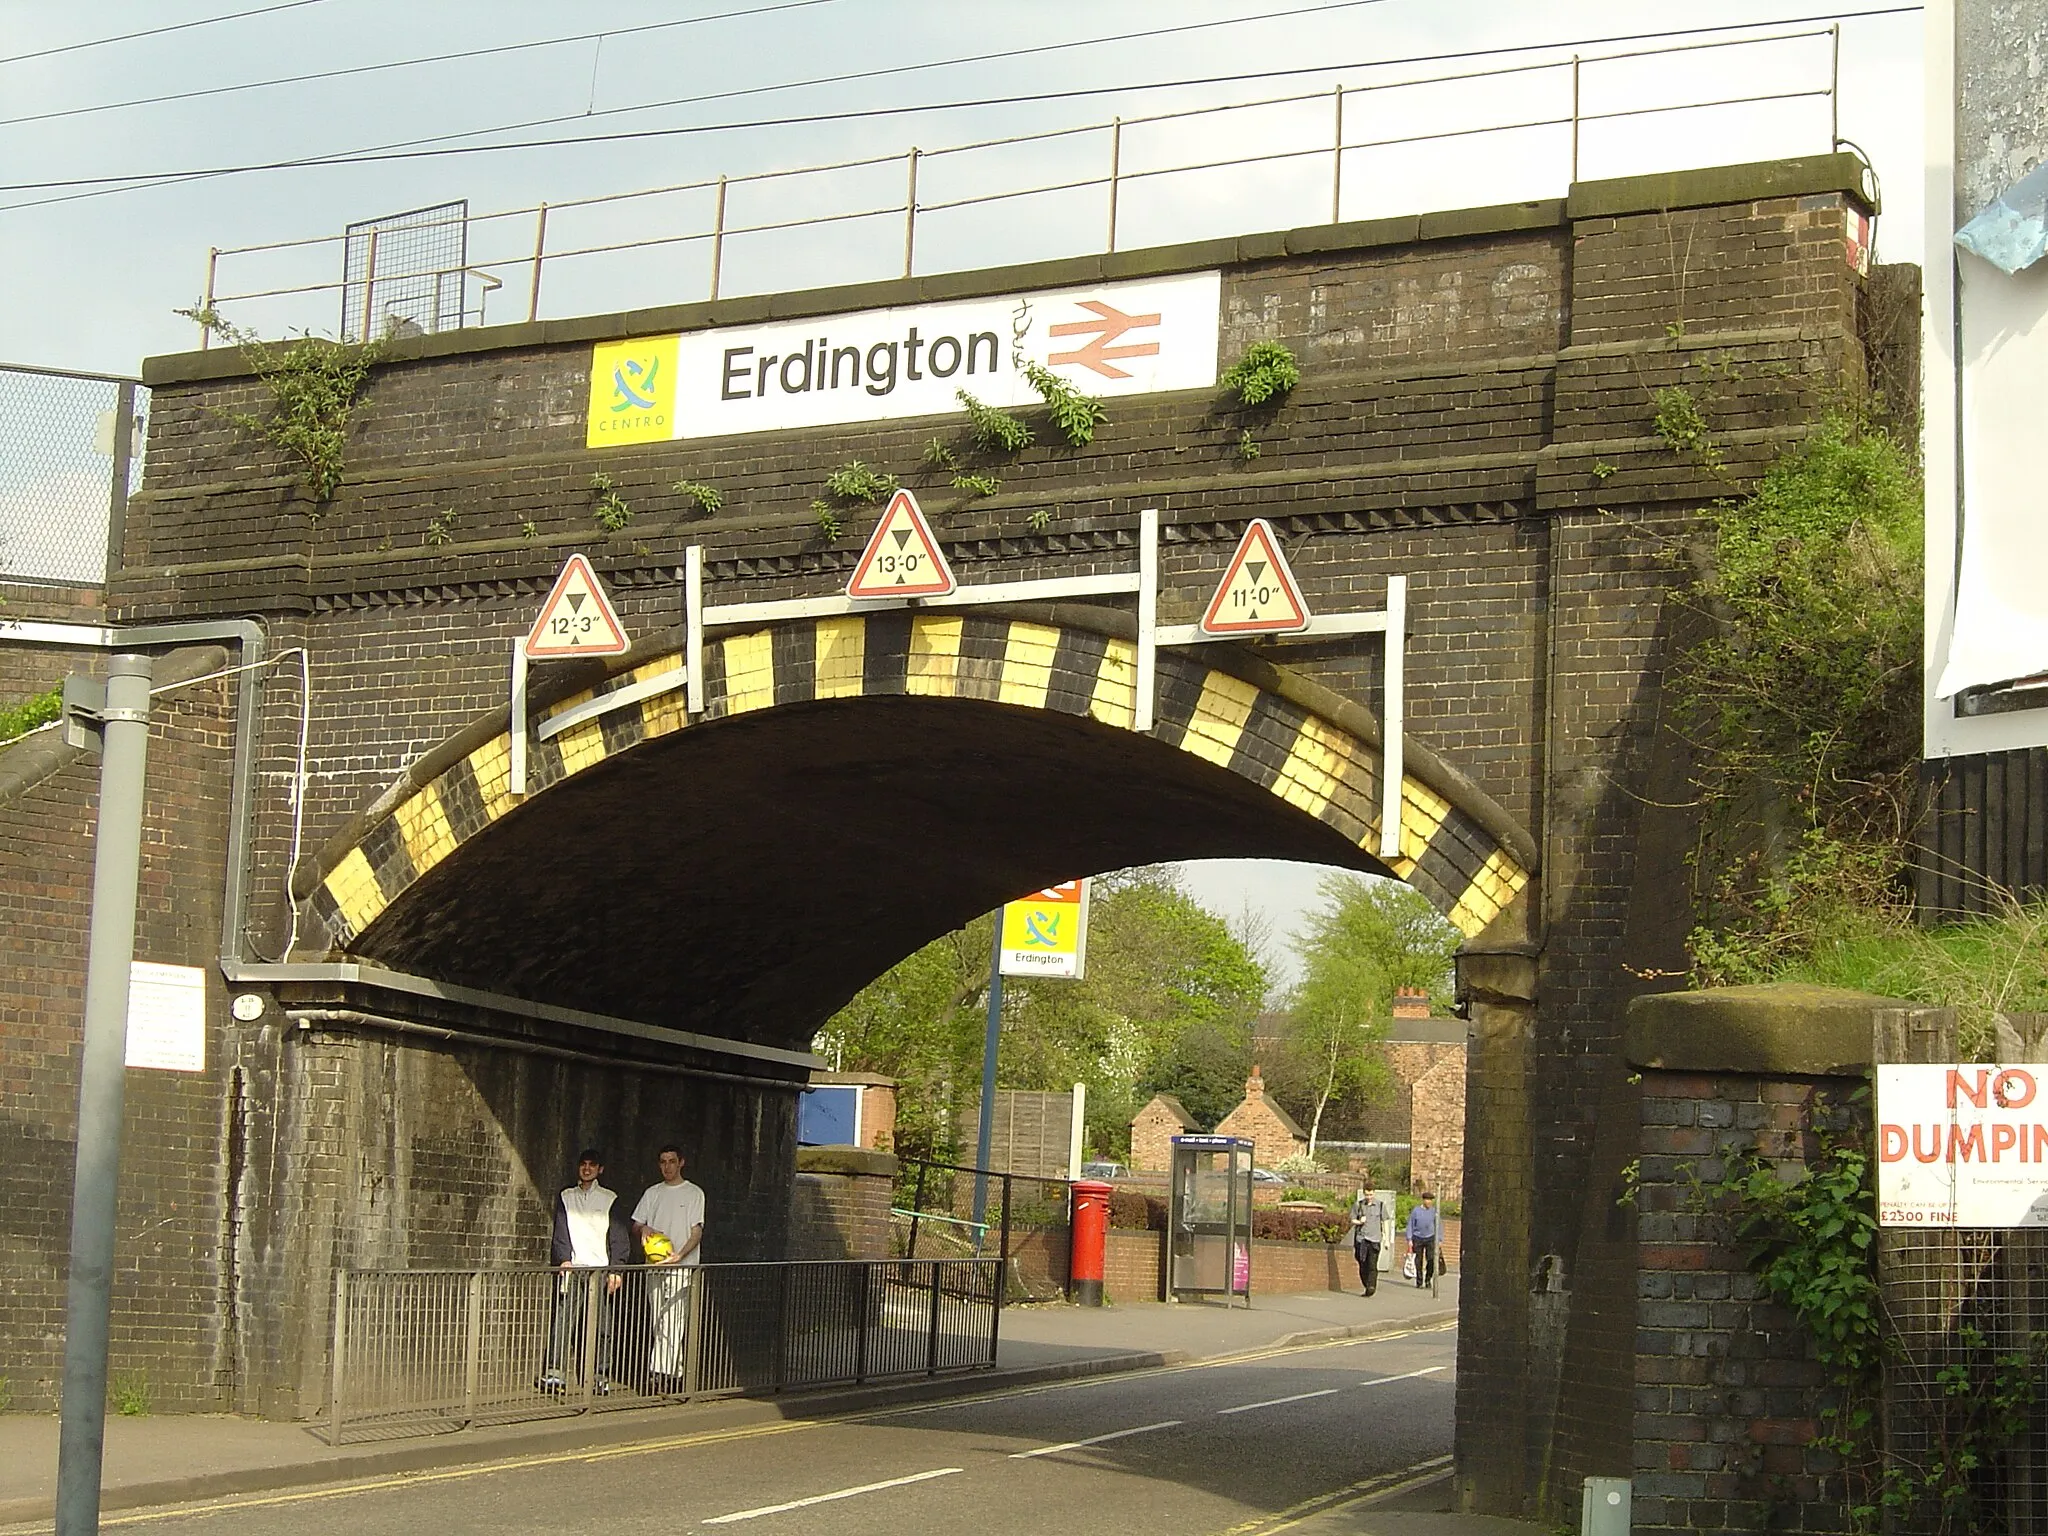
[1047,301,1163,380]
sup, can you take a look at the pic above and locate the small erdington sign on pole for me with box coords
[1878,1064,2048,1227]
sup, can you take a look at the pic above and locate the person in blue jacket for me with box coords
[1405,1190,1441,1288]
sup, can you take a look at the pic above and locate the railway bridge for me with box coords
[0,152,1896,1514]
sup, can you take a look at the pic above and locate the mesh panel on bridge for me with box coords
[0,366,142,587]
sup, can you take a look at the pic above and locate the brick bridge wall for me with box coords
[0,154,1895,1519]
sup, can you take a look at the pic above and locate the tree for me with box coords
[1276,875,1461,1156]
[814,866,1268,1164]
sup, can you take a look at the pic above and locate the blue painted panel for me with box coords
[799,1085,860,1146]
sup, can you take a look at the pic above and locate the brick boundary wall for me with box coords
[787,1148,896,1262]
[1625,984,1899,1535]
[1080,1218,1462,1302]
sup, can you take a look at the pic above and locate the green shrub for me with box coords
[1221,340,1300,406]
[1672,410,1923,980]
[956,391,1031,455]
[671,478,723,515]
[589,473,632,533]
[0,689,61,744]
[823,460,897,506]
[1023,362,1106,447]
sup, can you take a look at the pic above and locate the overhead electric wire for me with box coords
[0,0,333,66]
[0,0,847,128]
[0,3,1919,210]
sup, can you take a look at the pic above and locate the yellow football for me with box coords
[642,1231,674,1262]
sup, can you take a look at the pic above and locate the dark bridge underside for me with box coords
[352,694,1384,1053]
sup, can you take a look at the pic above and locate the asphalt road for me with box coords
[41,1323,1457,1536]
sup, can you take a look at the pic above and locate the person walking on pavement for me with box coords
[1405,1190,1440,1289]
[1348,1181,1385,1296]
[543,1148,631,1393]
[631,1145,705,1392]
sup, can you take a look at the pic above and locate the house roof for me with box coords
[1136,1092,1200,1129]
[1216,1087,1309,1143]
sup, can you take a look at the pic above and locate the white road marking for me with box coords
[1216,1388,1340,1415]
[1358,1366,1447,1387]
[1008,1419,1183,1458]
[703,1467,963,1524]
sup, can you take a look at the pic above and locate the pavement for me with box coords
[0,1274,1545,1533]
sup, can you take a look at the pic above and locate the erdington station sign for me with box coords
[584,271,1221,445]
[1878,1064,2048,1227]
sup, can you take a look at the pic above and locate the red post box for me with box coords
[1069,1179,1113,1306]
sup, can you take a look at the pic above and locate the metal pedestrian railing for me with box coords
[327,1257,1002,1444]
[194,22,1852,346]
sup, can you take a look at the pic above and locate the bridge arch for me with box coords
[300,608,1532,1053]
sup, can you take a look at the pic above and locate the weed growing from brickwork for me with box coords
[589,473,632,533]
[955,391,1032,456]
[671,479,723,516]
[111,1371,151,1417]
[1651,384,1725,475]
[1023,362,1106,448]
[175,306,386,506]
[1221,340,1301,406]
[812,460,897,540]
[423,509,456,547]
[822,460,896,506]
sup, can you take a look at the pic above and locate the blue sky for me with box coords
[1,1,1921,372]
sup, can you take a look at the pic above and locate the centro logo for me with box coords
[609,354,662,413]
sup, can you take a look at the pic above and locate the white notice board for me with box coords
[124,961,207,1073]
[1878,1064,2048,1227]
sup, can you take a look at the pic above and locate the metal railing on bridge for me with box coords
[193,21,1856,347]
[327,1257,1002,1444]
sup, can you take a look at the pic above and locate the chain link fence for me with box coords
[1882,1230,2048,1531]
[0,364,144,588]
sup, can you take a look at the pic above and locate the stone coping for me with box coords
[1623,982,1912,1077]
[794,1146,898,1177]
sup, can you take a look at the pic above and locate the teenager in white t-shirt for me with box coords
[631,1145,706,1388]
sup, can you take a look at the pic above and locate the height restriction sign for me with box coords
[998,880,1091,979]
[847,489,955,598]
[525,554,629,658]
[1200,519,1310,635]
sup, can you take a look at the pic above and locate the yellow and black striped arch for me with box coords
[307,612,1530,951]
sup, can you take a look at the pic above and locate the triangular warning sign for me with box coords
[1200,519,1310,635]
[525,553,630,658]
[846,489,955,599]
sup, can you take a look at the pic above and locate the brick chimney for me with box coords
[1392,986,1431,1020]
[1245,1064,1265,1098]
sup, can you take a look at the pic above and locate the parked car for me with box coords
[1251,1167,1287,1186]
[1078,1161,1130,1180]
